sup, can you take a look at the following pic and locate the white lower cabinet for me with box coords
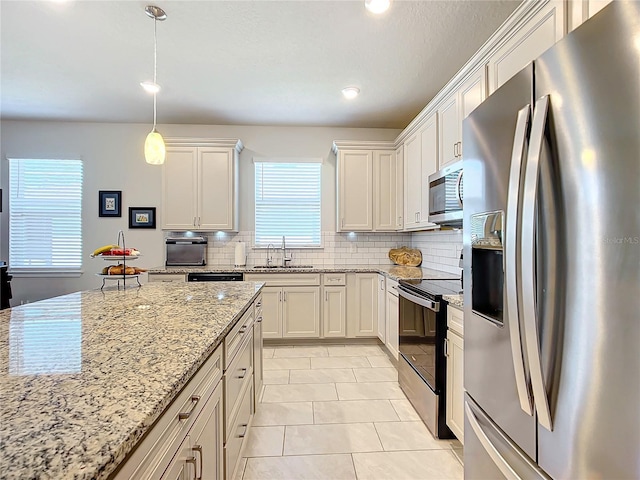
[253,296,264,403]
[377,275,386,342]
[385,280,399,361]
[244,274,321,339]
[323,286,346,337]
[187,382,224,480]
[346,273,378,338]
[445,305,465,444]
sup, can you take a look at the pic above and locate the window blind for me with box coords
[9,159,83,273]
[255,162,321,247]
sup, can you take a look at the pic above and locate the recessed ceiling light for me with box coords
[342,87,360,99]
[140,81,161,94]
[365,0,391,14]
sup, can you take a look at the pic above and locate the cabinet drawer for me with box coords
[323,273,346,286]
[147,273,186,283]
[225,381,253,480]
[447,305,464,337]
[224,332,253,436]
[224,307,254,369]
[254,294,263,321]
[387,278,399,297]
[244,273,321,286]
[115,346,222,480]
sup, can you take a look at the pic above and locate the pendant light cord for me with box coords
[152,16,158,130]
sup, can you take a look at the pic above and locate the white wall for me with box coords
[0,120,400,304]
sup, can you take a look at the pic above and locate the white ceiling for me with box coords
[0,0,521,129]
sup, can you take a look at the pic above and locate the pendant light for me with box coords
[143,5,167,165]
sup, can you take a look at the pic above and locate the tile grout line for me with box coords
[350,453,359,480]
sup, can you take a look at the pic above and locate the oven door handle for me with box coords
[398,286,439,312]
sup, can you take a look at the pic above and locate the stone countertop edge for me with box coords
[443,294,464,308]
[147,264,459,282]
[0,281,264,480]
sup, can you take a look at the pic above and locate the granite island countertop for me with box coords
[443,294,464,308]
[0,281,263,480]
[149,264,460,282]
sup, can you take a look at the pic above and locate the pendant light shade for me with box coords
[145,129,166,165]
[143,5,167,165]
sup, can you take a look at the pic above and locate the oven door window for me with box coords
[399,294,437,389]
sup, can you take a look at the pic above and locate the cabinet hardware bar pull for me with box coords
[239,423,249,438]
[193,217,196,226]
[178,411,190,420]
[444,338,449,357]
[192,445,203,480]
[239,326,247,334]
[283,292,286,302]
[257,316,263,323]
[238,367,248,379]
[197,216,201,226]
[325,291,328,301]
[186,456,197,479]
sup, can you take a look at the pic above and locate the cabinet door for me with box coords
[377,275,386,342]
[261,287,282,339]
[438,93,459,169]
[198,148,236,231]
[373,150,397,231]
[386,290,399,361]
[162,148,198,230]
[282,286,320,338]
[394,145,404,230]
[419,113,439,229]
[160,435,193,480]
[350,274,378,337]
[403,134,421,229]
[568,0,612,32]
[488,0,564,93]
[253,317,263,402]
[190,383,224,480]
[322,286,346,337]
[338,150,373,231]
[446,330,465,443]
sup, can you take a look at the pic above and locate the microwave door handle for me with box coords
[506,105,534,416]
[522,95,553,431]
[456,170,464,208]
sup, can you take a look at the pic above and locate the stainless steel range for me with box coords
[397,277,461,439]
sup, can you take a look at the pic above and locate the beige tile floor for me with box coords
[237,343,463,480]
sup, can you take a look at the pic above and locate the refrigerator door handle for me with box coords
[505,105,534,416]
[465,402,523,480]
[522,95,553,431]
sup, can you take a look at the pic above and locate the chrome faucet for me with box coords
[266,244,275,267]
[281,236,292,267]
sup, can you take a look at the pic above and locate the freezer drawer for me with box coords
[464,394,548,480]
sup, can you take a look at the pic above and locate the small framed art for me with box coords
[99,190,122,217]
[129,207,156,229]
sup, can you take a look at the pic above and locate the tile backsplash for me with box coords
[182,231,413,266]
[411,230,463,275]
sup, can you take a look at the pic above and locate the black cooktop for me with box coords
[399,278,462,299]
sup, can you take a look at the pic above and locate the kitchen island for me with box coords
[0,281,263,480]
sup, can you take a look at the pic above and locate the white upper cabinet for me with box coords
[162,138,242,231]
[394,145,405,230]
[439,66,487,169]
[402,112,439,232]
[488,0,565,94]
[568,0,612,32]
[334,142,401,232]
[337,149,373,231]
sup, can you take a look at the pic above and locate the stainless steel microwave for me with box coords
[428,160,463,226]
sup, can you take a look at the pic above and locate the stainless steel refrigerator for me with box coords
[462,2,640,478]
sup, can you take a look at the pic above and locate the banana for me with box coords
[92,244,119,257]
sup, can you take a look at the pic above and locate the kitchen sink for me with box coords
[253,265,314,269]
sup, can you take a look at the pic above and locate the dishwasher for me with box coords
[187,272,244,282]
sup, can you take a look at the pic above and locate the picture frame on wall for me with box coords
[129,207,156,229]
[98,190,122,217]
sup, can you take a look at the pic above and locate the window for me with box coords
[254,159,321,247]
[9,159,83,274]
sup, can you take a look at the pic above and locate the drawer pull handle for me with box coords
[186,456,197,479]
[257,316,263,323]
[240,326,248,334]
[256,302,262,308]
[239,423,249,438]
[178,395,201,420]
[192,445,203,480]
[238,367,248,379]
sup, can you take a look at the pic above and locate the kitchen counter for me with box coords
[149,264,460,282]
[443,294,464,308]
[0,281,263,480]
